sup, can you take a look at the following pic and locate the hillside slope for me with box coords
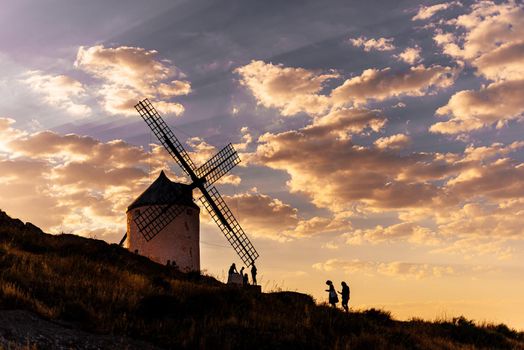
[0,210,522,350]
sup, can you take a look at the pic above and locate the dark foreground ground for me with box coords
[0,210,523,350]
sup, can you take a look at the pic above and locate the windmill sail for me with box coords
[199,187,259,266]
[134,203,186,241]
[135,99,197,177]
[134,99,259,266]
[195,143,241,187]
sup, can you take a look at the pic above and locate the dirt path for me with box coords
[0,310,161,350]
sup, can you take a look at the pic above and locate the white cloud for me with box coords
[431,1,524,134]
[412,1,462,21]
[236,61,458,114]
[331,65,459,106]
[23,71,91,117]
[235,60,337,117]
[348,36,395,52]
[396,46,422,65]
[431,79,524,134]
[75,45,190,116]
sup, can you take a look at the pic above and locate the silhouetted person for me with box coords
[243,273,249,286]
[338,281,350,312]
[240,266,245,277]
[229,263,238,276]
[325,280,338,308]
[251,264,257,285]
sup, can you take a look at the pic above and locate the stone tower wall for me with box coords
[126,205,200,272]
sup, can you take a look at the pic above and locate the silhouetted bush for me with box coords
[363,308,393,324]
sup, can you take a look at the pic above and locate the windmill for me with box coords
[122,99,259,271]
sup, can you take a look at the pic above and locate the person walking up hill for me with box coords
[325,280,338,308]
[338,281,350,312]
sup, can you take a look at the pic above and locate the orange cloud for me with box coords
[313,258,457,280]
[374,133,411,150]
[203,190,351,241]
[0,119,181,241]
[345,222,440,246]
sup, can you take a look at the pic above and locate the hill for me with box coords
[0,209,522,350]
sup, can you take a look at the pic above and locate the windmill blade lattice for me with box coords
[135,99,197,177]
[135,204,186,241]
[133,184,186,241]
[200,186,259,266]
[195,143,241,187]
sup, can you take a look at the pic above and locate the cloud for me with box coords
[75,45,189,116]
[236,61,458,114]
[430,79,524,134]
[216,190,350,241]
[1,119,355,243]
[22,71,91,117]
[345,222,440,246]
[473,41,524,82]
[431,1,524,134]
[306,108,386,139]
[313,258,456,279]
[396,46,422,65]
[250,120,446,213]
[246,107,524,255]
[235,60,337,117]
[0,118,180,241]
[437,1,524,62]
[462,141,524,162]
[348,36,395,52]
[412,1,461,21]
[374,133,411,150]
[222,190,299,241]
[446,157,524,200]
[331,65,459,106]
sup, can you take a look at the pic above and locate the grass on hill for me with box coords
[0,210,523,349]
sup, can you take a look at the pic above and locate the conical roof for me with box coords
[127,170,199,211]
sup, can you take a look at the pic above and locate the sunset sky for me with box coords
[1,0,524,329]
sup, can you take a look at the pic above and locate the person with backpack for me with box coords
[338,281,350,312]
[325,280,338,308]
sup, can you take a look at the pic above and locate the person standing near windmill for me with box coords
[251,263,257,285]
[229,263,238,276]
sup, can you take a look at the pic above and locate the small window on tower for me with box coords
[185,222,189,231]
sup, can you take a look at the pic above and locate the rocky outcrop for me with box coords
[0,210,44,235]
